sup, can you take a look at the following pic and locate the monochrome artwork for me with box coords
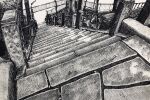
[0,0,150,100]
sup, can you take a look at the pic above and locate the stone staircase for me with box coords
[17,25,150,100]
[26,25,121,75]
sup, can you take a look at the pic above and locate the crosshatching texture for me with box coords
[0,0,150,100]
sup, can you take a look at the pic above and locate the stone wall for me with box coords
[1,10,26,76]
[0,57,16,100]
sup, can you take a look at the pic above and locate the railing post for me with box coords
[68,0,74,27]
[24,0,31,24]
[75,0,84,29]
[61,11,65,26]
[54,0,58,25]
[95,0,99,29]
[137,0,150,24]
[113,0,121,12]
[109,0,135,36]
[71,0,77,28]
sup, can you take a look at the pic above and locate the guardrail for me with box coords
[32,0,66,13]
[85,1,114,12]
[130,2,145,18]
[132,2,145,10]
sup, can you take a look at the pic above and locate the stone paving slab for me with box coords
[24,89,59,100]
[103,57,150,86]
[17,72,48,99]
[61,73,101,100]
[46,41,137,86]
[124,35,150,63]
[104,85,150,100]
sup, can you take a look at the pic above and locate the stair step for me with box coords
[26,36,121,75]
[34,27,72,43]
[34,33,69,47]
[33,31,90,49]
[34,28,81,45]
[30,33,109,61]
[45,41,136,87]
[36,27,75,37]
[36,26,58,36]
[31,32,107,58]
[29,35,110,67]
[32,31,98,54]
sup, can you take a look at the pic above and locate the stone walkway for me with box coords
[17,26,150,100]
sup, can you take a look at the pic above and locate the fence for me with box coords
[32,0,66,13]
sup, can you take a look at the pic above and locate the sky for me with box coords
[29,0,146,24]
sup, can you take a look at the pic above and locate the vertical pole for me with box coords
[24,0,31,24]
[112,0,122,12]
[68,0,75,27]
[82,0,87,26]
[61,11,65,26]
[54,0,58,25]
[137,0,150,24]
[95,0,99,29]
[75,0,83,29]
[93,0,96,9]
[109,0,135,36]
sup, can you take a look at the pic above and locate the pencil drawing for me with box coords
[0,0,150,100]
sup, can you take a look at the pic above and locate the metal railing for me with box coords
[130,2,145,18]
[32,0,66,13]
[85,1,113,12]
[132,2,145,10]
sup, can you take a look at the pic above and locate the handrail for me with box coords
[31,0,145,13]
[85,1,145,12]
[132,2,145,10]
[47,3,66,14]
[32,0,65,13]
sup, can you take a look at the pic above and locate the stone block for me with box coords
[61,73,101,100]
[46,41,136,86]
[0,61,16,100]
[104,85,150,100]
[103,57,150,86]
[24,89,59,100]
[124,36,150,63]
[17,71,48,99]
